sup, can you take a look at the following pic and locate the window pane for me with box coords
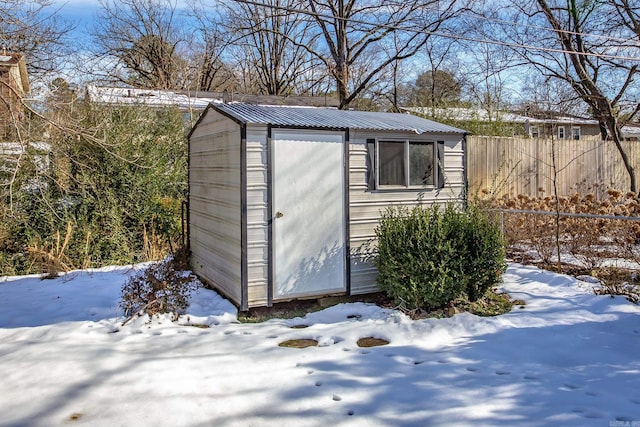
[572,127,581,140]
[366,139,375,190]
[409,142,434,186]
[531,126,539,138]
[379,141,405,185]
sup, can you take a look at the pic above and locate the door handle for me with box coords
[276,211,284,218]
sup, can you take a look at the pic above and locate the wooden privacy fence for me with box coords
[466,136,640,199]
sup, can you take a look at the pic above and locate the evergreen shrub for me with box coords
[1,103,188,275]
[374,204,506,312]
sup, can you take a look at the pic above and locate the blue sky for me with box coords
[51,1,102,43]
[52,0,193,45]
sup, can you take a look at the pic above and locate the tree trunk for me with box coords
[336,0,349,109]
[607,118,637,194]
[336,64,349,109]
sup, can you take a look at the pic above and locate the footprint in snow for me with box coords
[318,336,342,347]
[523,375,539,381]
[466,367,478,372]
[315,381,323,387]
[290,324,309,329]
[495,370,511,376]
[347,410,355,416]
[413,360,426,365]
[332,395,342,401]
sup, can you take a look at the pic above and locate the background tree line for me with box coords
[4,1,637,116]
[0,0,639,275]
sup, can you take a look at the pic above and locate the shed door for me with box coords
[272,129,347,299]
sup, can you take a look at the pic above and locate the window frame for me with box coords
[530,125,540,138]
[558,126,565,140]
[367,138,444,191]
[571,126,581,140]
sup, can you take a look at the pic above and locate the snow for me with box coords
[1,263,639,426]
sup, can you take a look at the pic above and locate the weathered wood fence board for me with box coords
[467,136,640,199]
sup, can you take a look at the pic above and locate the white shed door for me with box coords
[272,130,346,299]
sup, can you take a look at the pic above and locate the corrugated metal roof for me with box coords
[215,103,467,134]
[403,106,601,126]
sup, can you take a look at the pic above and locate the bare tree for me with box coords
[609,0,640,41]
[464,41,514,120]
[198,0,327,96]
[382,33,406,112]
[0,0,73,78]
[302,0,464,109]
[496,0,639,192]
[190,29,236,92]
[519,73,584,115]
[91,0,188,90]
[239,0,319,95]
[607,0,640,121]
[186,3,238,92]
[381,35,462,112]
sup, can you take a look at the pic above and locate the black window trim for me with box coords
[366,138,445,191]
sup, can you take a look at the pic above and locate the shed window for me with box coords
[571,127,581,140]
[530,126,540,138]
[409,142,434,186]
[367,139,444,190]
[379,141,406,185]
[558,126,565,140]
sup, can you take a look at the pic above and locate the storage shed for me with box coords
[188,103,467,310]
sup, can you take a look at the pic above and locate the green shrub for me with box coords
[374,204,506,312]
[461,207,507,302]
[1,103,188,275]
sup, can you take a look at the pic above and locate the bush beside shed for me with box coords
[188,103,467,310]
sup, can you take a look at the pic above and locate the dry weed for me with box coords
[488,189,640,270]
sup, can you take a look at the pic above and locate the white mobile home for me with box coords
[188,103,467,310]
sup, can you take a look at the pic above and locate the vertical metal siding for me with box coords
[270,128,348,300]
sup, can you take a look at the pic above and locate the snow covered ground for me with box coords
[1,263,639,426]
